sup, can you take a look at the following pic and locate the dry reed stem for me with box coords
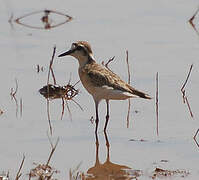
[126,50,130,84]
[193,129,199,148]
[47,46,56,85]
[66,101,72,121]
[181,64,194,118]
[189,6,199,36]
[181,64,193,94]
[61,97,65,120]
[46,46,56,135]
[46,135,59,166]
[10,79,19,117]
[15,154,25,180]
[126,50,131,128]
[185,97,193,118]
[20,98,22,117]
[156,72,159,136]
[69,162,82,180]
[47,99,52,135]
[71,99,84,111]
[104,56,115,69]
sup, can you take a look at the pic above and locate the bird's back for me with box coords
[79,61,151,100]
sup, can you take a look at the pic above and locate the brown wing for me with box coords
[85,63,151,99]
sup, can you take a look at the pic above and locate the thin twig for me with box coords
[71,99,84,111]
[126,50,131,128]
[47,99,53,135]
[46,47,56,135]
[72,80,81,87]
[10,79,19,117]
[189,6,199,36]
[180,64,194,118]
[46,137,59,166]
[156,72,159,136]
[50,65,56,85]
[10,79,18,99]
[47,46,56,86]
[20,98,22,117]
[101,56,115,72]
[127,100,131,128]
[66,101,72,121]
[185,96,194,118]
[61,97,65,120]
[105,56,115,69]
[126,50,130,84]
[181,64,193,93]
[15,154,25,180]
[193,129,199,148]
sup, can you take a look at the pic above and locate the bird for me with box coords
[58,41,151,133]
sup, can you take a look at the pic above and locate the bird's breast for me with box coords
[78,68,96,95]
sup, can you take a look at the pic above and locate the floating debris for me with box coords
[15,9,72,29]
[29,164,59,180]
[39,84,79,100]
[151,167,189,179]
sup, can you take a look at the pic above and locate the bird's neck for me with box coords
[77,54,95,68]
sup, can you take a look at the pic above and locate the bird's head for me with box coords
[58,41,94,66]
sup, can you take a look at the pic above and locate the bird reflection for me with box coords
[85,132,132,180]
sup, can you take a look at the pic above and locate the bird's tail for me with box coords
[128,85,152,99]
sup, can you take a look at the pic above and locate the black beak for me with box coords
[58,49,74,57]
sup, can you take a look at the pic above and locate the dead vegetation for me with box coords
[189,6,199,36]
[156,72,159,136]
[69,163,83,180]
[125,50,131,129]
[29,164,58,180]
[180,64,194,118]
[39,47,82,135]
[29,136,60,180]
[10,79,23,118]
[151,167,189,179]
[15,155,25,180]
[14,9,72,30]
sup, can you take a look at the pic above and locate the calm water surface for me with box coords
[1,0,199,179]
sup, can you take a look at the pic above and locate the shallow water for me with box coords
[1,0,199,179]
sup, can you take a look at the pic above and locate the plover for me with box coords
[58,41,151,133]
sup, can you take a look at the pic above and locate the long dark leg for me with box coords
[95,132,100,165]
[95,101,99,134]
[104,100,110,132]
[104,131,110,162]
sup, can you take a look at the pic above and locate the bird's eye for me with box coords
[76,46,83,51]
[72,43,77,49]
